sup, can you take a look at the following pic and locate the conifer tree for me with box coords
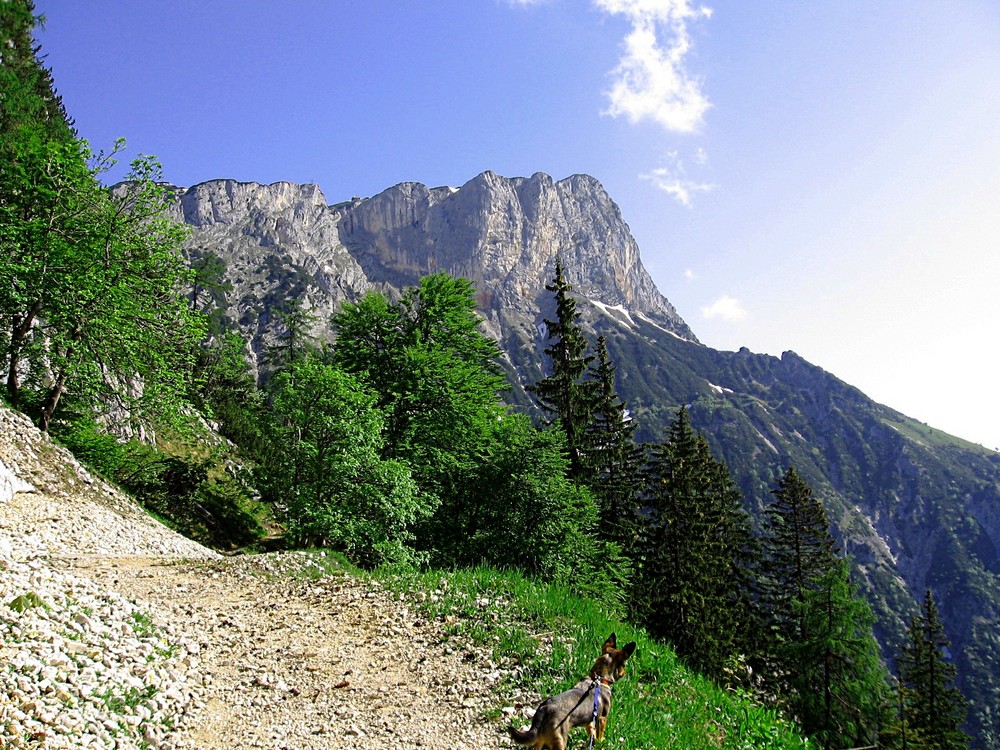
[635,406,755,680]
[788,558,892,749]
[897,590,970,750]
[585,335,642,545]
[760,468,893,747]
[529,258,598,481]
[759,467,841,647]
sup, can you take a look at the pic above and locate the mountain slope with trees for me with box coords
[164,174,999,747]
[2,4,994,744]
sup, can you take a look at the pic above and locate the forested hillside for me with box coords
[2,3,993,747]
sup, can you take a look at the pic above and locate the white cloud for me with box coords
[701,295,747,322]
[640,150,714,206]
[595,0,712,133]
[684,268,697,280]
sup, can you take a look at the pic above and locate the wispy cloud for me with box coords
[594,0,712,133]
[701,295,747,322]
[640,150,714,206]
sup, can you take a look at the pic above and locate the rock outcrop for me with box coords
[169,171,692,379]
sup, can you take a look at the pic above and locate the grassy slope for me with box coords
[368,564,810,750]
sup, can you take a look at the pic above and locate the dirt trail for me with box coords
[52,554,510,749]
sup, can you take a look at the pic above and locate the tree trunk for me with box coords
[38,369,68,432]
[5,299,43,405]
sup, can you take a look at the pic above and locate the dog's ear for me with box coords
[621,641,637,659]
[603,633,618,652]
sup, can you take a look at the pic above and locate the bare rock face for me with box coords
[169,180,372,374]
[339,171,694,342]
[172,171,693,376]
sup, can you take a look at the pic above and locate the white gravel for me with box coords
[0,404,519,749]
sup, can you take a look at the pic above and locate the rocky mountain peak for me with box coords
[172,171,696,376]
[339,170,695,341]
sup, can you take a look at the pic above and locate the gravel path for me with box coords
[1,405,513,749]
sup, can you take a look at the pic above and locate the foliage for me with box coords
[259,355,425,567]
[423,412,631,613]
[757,465,842,687]
[786,558,891,749]
[528,258,599,480]
[585,334,643,545]
[633,406,757,682]
[190,330,267,452]
[51,415,263,548]
[331,273,507,504]
[1,9,204,432]
[758,468,894,747]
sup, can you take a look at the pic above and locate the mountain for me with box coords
[169,171,1000,747]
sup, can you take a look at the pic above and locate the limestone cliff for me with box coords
[170,171,692,378]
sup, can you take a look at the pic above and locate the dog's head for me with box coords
[590,632,637,683]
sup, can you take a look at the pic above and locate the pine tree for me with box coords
[585,335,642,545]
[897,590,970,750]
[759,467,841,648]
[788,558,892,749]
[528,258,598,481]
[760,468,893,747]
[635,406,756,680]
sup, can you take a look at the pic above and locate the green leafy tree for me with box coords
[529,258,598,481]
[896,590,971,750]
[634,406,756,680]
[424,411,631,613]
[331,273,507,507]
[262,355,424,567]
[1,9,203,430]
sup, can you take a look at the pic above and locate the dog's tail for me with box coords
[508,725,538,745]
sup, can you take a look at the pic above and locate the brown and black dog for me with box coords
[509,633,637,750]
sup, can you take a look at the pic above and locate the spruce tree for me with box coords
[760,468,893,747]
[759,467,841,647]
[585,335,642,545]
[788,558,892,749]
[635,406,755,680]
[897,590,970,750]
[528,258,598,481]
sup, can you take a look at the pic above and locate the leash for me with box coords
[588,677,602,750]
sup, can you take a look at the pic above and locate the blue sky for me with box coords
[35,0,1000,449]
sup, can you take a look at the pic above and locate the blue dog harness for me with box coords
[588,678,604,750]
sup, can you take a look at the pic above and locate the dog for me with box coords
[509,633,637,750]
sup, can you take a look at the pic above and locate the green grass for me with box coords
[375,564,811,750]
[881,413,996,453]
